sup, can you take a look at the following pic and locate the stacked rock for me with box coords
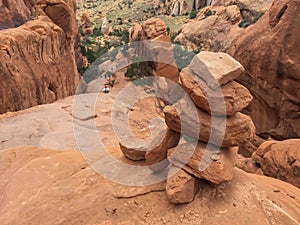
[118,51,255,204]
[156,51,255,204]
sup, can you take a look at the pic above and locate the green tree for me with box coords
[189,9,197,19]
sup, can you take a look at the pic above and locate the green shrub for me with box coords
[189,9,197,19]
[125,57,153,80]
[253,12,264,23]
[204,10,212,18]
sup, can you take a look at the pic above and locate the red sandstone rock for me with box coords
[168,142,236,184]
[229,0,300,139]
[252,139,300,187]
[145,129,180,172]
[166,166,200,204]
[163,98,255,147]
[180,69,253,115]
[0,0,81,113]
[129,18,179,83]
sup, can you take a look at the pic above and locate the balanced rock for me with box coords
[166,166,199,204]
[252,139,300,187]
[180,68,252,115]
[163,98,255,147]
[189,51,245,90]
[145,129,180,172]
[168,142,235,184]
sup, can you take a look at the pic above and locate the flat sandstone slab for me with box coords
[189,51,245,90]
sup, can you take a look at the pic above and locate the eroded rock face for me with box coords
[0,0,31,30]
[252,139,300,187]
[129,18,179,83]
[175,5,242,51]
[168,142,235,184]
[0,0,81,113]
[170,0,206,16]
[174,0,274,51]
[229,0,300,139]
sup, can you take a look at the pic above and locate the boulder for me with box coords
[151,35,179,83]
[180,68,252,115]
[163,98,255,147]
[235,155,263,175]
[229,0,300,139]
[129,23,146,42]
[166,166,199,204]
[188,51,245,90]
[252,139,300,187]
[145,129,180,172]
[141,18,167,40]
[119,114,167,161]
[168,142,235,184]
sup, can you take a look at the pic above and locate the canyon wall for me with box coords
[0,0,81,113]
[229,0,300,139]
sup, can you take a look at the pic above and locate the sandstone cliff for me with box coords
[229,0,300,139]
[0,0,81,113]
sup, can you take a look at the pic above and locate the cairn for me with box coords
[119,17,255,204]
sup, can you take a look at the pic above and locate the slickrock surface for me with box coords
[1,146,300,225]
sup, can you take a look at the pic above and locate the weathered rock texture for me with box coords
[1,146,300,224]
[0,0,81,114]
[252,139,300,187]
[229,0,300,139]
[168,142,235,184]
[129,18,179,82]
[175,5,243,51]
[170,0,206,16]
[164,98,255,147]
[0,0,31,30]
[166,166,199,204]
[180,69,252,115]
[174,0,274,51]
[145,129,180,171]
